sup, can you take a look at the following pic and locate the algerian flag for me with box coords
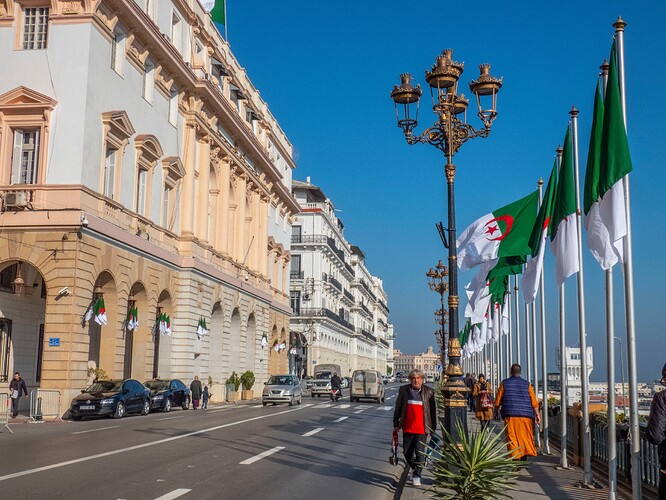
[159,313,166,335]
[84,300,95,323]
[261,333,268,349]
[501,295,510,336]
[457,190,539,271]
[522,161,558,303]
[464,259,497,325]
[127,306,138,331]
[584,42,632,270]
[550,127,580,286]
[165,315,172,336]
[197,317,208,337]
[491,302,501,341]
[94,298,107,325]
[207,0,226,35]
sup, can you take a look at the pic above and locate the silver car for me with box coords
[262,375,302,406]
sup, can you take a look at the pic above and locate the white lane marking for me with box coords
[333,417,348,423]
[0,405,310,482]
[354,410,366,414]
[156,416,184,421]
[316,404,332,408]
[378,406,393,411]
[337,404,351,409]
[239,446,285,465]
[386,395,395,400]
[153,489,191,500]
[358,405,373,409]
[72,426,119,435]
[250,404,263,407]
[301,427,325,437]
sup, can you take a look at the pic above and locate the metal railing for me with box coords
[0,394,11,433]
[290,270,304,280]
[343,288,354,301]
[29,389,62,422]
[291,235,353,277]
[356,328,377,343]
[293,308,354,332]
[322,273,343,292]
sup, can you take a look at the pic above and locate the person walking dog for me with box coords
[393,369,437,487]
[494,364,540,461]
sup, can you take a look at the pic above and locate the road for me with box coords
[0,384,403,500]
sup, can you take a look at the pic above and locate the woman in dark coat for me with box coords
[190,376,203,409]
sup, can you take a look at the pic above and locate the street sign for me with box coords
[49,338,60,347]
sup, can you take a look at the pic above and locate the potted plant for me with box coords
[225,372,241,402]
[240,370,255,400]
[429,419,526,499]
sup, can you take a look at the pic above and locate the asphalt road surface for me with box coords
[0,384,404,500]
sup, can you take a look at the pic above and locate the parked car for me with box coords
[69,379,150,420]
[262,375,302,406]
[350,370,385,403]
[387,376,396,383]
[144,378,190,412]
[340,377,349,389]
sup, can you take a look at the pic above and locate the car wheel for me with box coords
[289,397,294,407]
[71,415,82,421]
[298,395,302,405]
[262,402,268,406]
[182,396,189,410]
[114,402,125,419]
[164,399,172,412]
[141,399,150,415]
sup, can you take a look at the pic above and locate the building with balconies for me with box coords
[289,178,393,377]
[0,0,298,413]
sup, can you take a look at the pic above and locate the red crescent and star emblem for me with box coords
[484,214,514,241]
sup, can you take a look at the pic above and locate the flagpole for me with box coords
[524,301,531,386]
[514,277,521,366]
[556,144,569,469]
[613,18,641,500]
[570,107,594,486]
[538,177,551,454]
[224,0,228,40]
[531,300,540,448]
[507,284,513,368]
[600,58,617,500]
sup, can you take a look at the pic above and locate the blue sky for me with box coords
[224,1,666,383]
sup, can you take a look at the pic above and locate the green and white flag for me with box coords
[550,127,579,286]
[522,161,558,303]
[94,298,107,326]
[165,315,172,336]
[197,317,208,337]
[457,190,539,271]
[84,300,95,322]
[584,42,632,270]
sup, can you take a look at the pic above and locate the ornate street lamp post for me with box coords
[427,260,448,369]
[391,49,502,440]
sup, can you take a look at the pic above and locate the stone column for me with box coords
[180,123,197,237]
[235,174,247,263]
[197,137,210,243]
[217,158,231,254]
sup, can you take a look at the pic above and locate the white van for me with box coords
[350,370,385,403]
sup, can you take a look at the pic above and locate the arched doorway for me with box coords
[154,290,172,379]
[124,283,152,381]
[0,261,46,396]
[209,302,224,383]
[88,271,119,379]
[244,313,256,374]
[227,308,241,376]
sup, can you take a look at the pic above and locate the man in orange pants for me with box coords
[494,364,540,460]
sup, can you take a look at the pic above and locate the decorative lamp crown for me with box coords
[390,73,422,104]
[425,49,464,90]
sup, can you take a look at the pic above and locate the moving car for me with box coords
[69,379,150,420]
[262,375,302,406]
[144,378,190,412]
[350,370,385,403]
[310,363,341,397]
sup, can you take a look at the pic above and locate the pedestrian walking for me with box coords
[493,364,540,461]
[190,376,203,410]
[646,361,666,499]
[9,372,28,418]
[393,369,437,487]
[468,373,478,411]
[473,374,494,431]
[202,385,210,409]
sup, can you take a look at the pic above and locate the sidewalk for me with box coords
[397,413,622,500]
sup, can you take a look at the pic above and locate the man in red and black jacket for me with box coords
[393,369,436,487]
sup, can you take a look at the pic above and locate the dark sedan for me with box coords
[69,379,150,420]
[144,378,190,412]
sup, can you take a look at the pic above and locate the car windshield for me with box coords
[144,380,169,391]
[85,380,123,393]
[315,372,332,379]
[268,376,295,385]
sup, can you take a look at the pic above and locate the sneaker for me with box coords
[412,476,421,486]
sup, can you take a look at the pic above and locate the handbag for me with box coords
[480,391,493,409]
[11,390,19,399]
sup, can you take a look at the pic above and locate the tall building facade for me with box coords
[0,0,298,412]
[394,346,440,379]
[289,179,392,377]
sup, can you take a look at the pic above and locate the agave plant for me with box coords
[429,419,526,500]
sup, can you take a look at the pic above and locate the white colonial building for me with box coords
[0,0,298,413]
[289,178,393,377]
[557,346,594,406]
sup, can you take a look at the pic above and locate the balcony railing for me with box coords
[291,234,353,277]
[293,307,354,332]
[290,270,304,280]
[356,327,377,343]
[379,339,389,348]
[322,273,343,292]
[343,288,354,301]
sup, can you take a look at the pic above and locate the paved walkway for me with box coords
[398,413,624,500]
